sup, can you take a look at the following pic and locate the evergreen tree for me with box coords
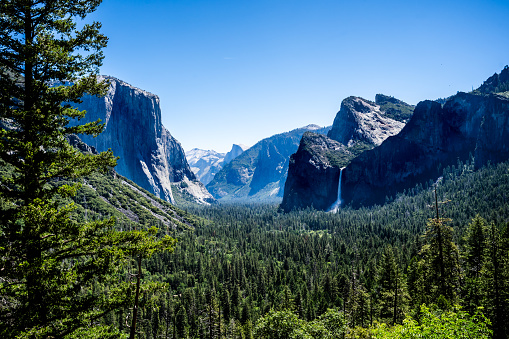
[0,1,175,337]
[481,222,508,339]
[462,215,488,314]
[176,303,189,339]
[375,245,409,324]
[418,190,460,306]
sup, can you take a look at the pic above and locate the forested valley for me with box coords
[113,158,509,338]
[1,1,508,338]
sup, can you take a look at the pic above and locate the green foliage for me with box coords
[411,216,460,307]
[324,140,372,168]
[375,94,415,122]
[254,308,345,339]
[0,1,178,337]
[138,160,509,338]
[375,246,409,324]
[372,305,492,338]
[254,309,307,339]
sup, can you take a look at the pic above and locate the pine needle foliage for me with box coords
[0,1,176,337]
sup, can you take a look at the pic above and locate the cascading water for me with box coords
[328,167,345,213]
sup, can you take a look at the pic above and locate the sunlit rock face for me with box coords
[327,96,405,146]
[75,76,213,204]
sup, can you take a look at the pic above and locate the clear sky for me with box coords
[88,0,509,153]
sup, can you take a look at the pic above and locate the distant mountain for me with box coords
[186,149,225,185]
[282,66,509,210]
[186,144,248,185]
[281,95,414,211]
[73,76,214,205]
[224,144,248,164]
[206,125,331,202]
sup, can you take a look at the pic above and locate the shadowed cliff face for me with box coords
[280,133,348,212]
[75,76,213,204]
[342,92,509,207]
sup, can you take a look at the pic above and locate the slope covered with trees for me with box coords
[107,158,508,338]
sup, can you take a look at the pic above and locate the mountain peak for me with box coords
[475,65,509,94]
[327,96,405,146]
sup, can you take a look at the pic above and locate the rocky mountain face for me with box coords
[281,133,349,211]
[206,125,330,202]
[186,144,247,185]
[186,149,225,185]
[327,96,406,146]
[282,67,509,210]
[224,144,248,164]
[280,95,414,211]
[343,91,509,207]
[74,76,214,205]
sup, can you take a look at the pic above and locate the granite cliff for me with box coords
[281,133,350,211]
[327,96,406,146]
[342,91,509,207]
[280,95,413,211]
[75,76,214,205]
[282,67,509,210]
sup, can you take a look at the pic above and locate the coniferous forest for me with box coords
[1,1,509,339]
[115,159,508,338]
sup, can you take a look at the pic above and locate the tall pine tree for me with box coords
[0,1,175,337]
[417,188,460,306]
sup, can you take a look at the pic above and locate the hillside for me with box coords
[206,125,331,202]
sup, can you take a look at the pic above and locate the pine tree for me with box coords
[0,1,176,337]
[375,245,409,324]
[462,215,488,314]
[481,222,508,339]
[418,188,460,305]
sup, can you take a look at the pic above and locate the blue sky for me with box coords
[89,0,509,153]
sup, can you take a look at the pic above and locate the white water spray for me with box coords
[328,167,345,213]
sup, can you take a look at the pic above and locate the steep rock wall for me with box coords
[342,93,509,207]
[75,76,213,204]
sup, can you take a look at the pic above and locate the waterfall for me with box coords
[328,167,344,213]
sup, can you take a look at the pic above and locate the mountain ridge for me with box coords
[206,125,331,202]
[186,144,248,185]
[281,94,414,211]
[281,67,509,210]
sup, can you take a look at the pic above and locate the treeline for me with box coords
[103,159,509,338]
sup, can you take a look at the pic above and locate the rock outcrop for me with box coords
[280,133,349,211]
[224,144,248,164]
[74,76,214,205]
[206,125,330,202]
[327,96,406,146]
[281,95,413,211]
